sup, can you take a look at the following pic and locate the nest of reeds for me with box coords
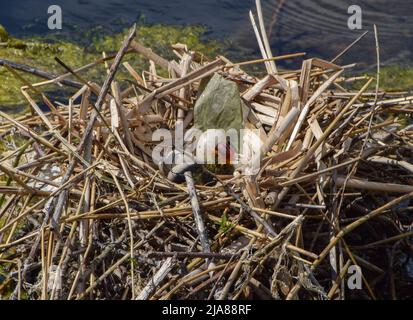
[0,4,412,300]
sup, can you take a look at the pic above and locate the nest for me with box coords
[0,5,412,300]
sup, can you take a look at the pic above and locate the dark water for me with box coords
[1,0,413,68]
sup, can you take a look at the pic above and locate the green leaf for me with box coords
[194,73,245,151]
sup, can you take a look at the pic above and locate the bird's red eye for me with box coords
[215,142,235,165]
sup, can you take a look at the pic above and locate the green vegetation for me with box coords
[353,65,413,92]
[219,212,235,234]
[378,65,413,92]
[0,24,9,42]
[351,65,413,128]
[0,23,219,111]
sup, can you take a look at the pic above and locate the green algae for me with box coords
[350,65,413,128]
[352,65,413,92]
[0,24,9,42]
[376,65,413,92]
[0,30,97,107]
[0,23,219,111]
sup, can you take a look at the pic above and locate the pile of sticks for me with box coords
[0,12,412,300]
